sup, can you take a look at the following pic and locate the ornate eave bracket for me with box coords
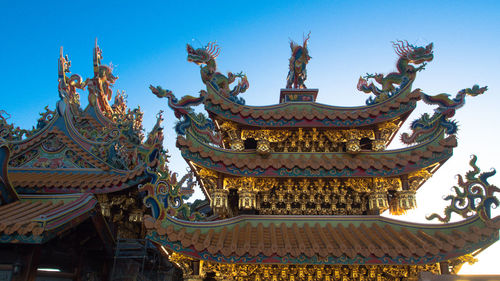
[427,155,499,223]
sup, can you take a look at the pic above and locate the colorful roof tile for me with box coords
[144,214,500,265]
[204,86,420,128]
[178,130,456,178]
[0,193,100,244]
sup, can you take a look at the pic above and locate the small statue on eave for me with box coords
[286,32,311,89]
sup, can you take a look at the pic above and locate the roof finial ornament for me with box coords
[93,37,102,75]
[427,155,499,223]
[57,46,70,100]
[86,39,118,116]
[286,32,311,89]
[57,46,84,109]
[186,41,248,105]
[357,40,434,104]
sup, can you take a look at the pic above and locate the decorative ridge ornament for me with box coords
[137,107,204,221]
[186,42,248,105]
[85,39,119,117]
[0,107,55,142]
[357,40,433,104]
[139,164,205,221]
[149,86,222,146]
[401,85,487,144]
[58,47,85,108]
[286,32,311,89]
[427,155,499,223]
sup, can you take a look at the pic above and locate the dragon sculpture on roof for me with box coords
[149,86,222,146]
[401,85,487,144]
[187,42,248,105]
[357,41,434,104]
[140,142,204,221]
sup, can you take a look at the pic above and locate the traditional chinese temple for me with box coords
[0,41,189,280]
[142,37,500,280]
[0,36,498,281]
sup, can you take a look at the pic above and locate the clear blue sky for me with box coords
[2,0,499,274]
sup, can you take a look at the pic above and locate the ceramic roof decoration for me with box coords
[0,41,167,195]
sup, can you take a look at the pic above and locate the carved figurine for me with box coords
[286,32,311,89]
[58,47,85,109]
[85,39,118,116]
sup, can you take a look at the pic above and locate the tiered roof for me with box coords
[150,43,488,211]
[142,39,499,278]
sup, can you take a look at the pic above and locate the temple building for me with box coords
[0,41,186,280]
[0,37,498,281]
[143,37,499,280]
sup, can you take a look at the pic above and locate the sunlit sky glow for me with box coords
[1,0,499,275]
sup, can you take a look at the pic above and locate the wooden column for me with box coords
[440,261,450,274]
[11,246,40,281]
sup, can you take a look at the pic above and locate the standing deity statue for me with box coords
[86,39,118,116]
[286,33,311,89]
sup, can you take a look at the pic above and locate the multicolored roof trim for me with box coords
[203,86,419,128]
[178,130,456,178]
[0,41,166,194]
[144,214,499,265]
[141,153,499,265]
[0,193,100,244]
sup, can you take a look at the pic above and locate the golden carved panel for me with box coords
[202,262,440,281]
[228,127,391,153]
